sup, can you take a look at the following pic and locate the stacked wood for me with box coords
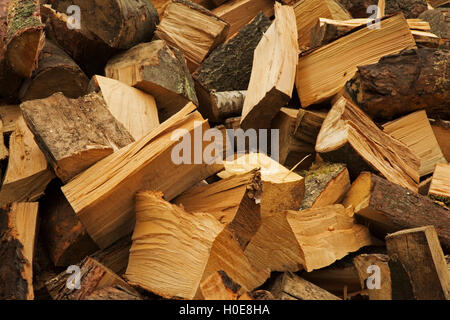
[0,202,39,300]
[429,163,450,205]
[346,48,450,120]
[89,75,160,140]
[299,162,350,210]
[19,40,89,101]
[292,0,352,50]
[125,191,269,300]
[343,172,450,247]
[62,104,223,249]
[20,92,135,183]
[382,110,447,176]
[316,96,420,191]
[193,13,271,122]
[244,204,373,272]
[296,14,416,108]
[46,257,141,300]
[353,253,392,300]
[155,0,229,72]
[269,272,341,300]
[0,116,54,205]
[212,0,275,40]
[386,226,450,300]
[105,41,198,122]
[240,3,299,130]
[217,153,305,217]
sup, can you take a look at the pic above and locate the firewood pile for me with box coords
[0,0,449,301]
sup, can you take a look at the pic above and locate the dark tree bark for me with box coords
[419,8,450,39]
[338,0,428,18]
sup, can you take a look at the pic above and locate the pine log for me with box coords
[89,75,159,140]
[343,172,450,248]
[0,104,21,134]
[19,39,89,101]
[154,0,229,72]
[217,153,305,217]
[193,12,271,122]
[49,0,158,49]
[244,204,373,272]
[5,0,45,78]
[62,104,224,249]
[338,0,428,18]
[210,90,246,120]
[346,48,449,121]
[212,0,275,40]
[430,119,450,161]
[383,110,447,176]
[40,4,118,77]
[269,271,341,300]
[174,169,262,248]
[240,3,298,130]
[0,202,38,300]
[293,0,352,50]
[200,270,248,300]
[296,14,416,108]
[429,163,450,205]
[105,40,198,122]
[271,108,315,169]
[299,162,350,210]
[39,181,98,267]
[316,97,420,191]
[386,226,450,300]
[353,253,392,300]
[46,257,141,300]
[20,92,135,183]
[0,116,54,205]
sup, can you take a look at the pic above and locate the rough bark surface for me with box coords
[419,8,450,39]
[347,48,450,120]
[338,0,428,18]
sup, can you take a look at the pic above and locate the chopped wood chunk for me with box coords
[429,163,450,205]
[353,253,392,300]
[200,270,248,300]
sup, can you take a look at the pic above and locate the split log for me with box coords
[0,116,54,205]
[200,270,248,300]
[244,204,373,272]
[50,0,159,49]
[299,162,350,210]
[293,109,327,145]
[154,0,229,72]
[0,104,21,134]
[293,0,351,50]
[343,172,450,248]
[269,272,341,300]
[151,0,216,16]
[5,0,45,78]
[240,3,298,130]
[346,48,450,121]
[89,75,159,140]
[39,181,98,267]
[271,108,315,169]
[40,4,118,77]
[217,153,305,217]
[105,41,198,122]
[429,163,450,205]
[46,257,141,300]
[0,202,39,300]
[353,253,392,300]
[338,0,428,18]
[89,236,131,276]
[174,169,262,248]
[212,0,275,40]
[61,104,224,249]
[383,110,447,176]
[19,40,89,101]
[412,30,448,49]
[430,119,450,161]
[296,14,416,108]
[386,226,450,300]
[193,12,271,122]
[316,97,420,191]
[20,92,135,183]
